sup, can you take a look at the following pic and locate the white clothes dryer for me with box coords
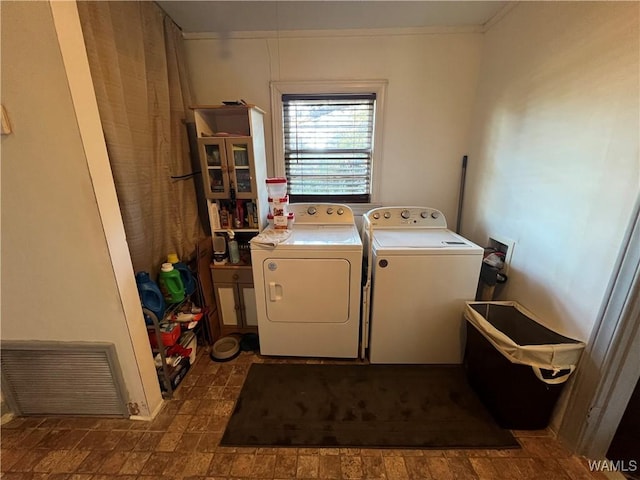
[362,207,482,364]
[250,204,362,358]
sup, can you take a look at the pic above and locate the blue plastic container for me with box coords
[135,271,166,325]
[167,253,196,296]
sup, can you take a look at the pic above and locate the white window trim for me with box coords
[270,80,387,204]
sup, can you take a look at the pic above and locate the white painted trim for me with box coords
[270,80,387,203]
[559,194,640,459]
[129,397,165,422]
[183,25,483,40]
[49,0,163,418]
[1,413,15,426]
[482,2,518,32]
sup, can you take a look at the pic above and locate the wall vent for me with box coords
[1,341,128,417]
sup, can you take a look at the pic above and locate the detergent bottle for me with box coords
[167,253,196,295]
[135,271,165,325]
[158,262,185,303]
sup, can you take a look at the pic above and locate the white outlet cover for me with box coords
[488,235,515,275]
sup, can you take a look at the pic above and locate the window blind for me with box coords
[282,93,375,202]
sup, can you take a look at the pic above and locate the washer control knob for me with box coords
[431,211,440,219]
[372,212,380,220]
[337,208,345,215]
[307,206,317,215]
[326,207,334,214]
[401,209,411,219]
[421,211,429,218]
[384,211,391,219]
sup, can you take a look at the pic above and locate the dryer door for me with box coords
[262,258,351,323]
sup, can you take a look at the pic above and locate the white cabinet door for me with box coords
[262,258,350,323]
[216,284,239,326]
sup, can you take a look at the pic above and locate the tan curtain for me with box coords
[77,1,204,277]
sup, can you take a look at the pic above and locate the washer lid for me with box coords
[373,229,482,253]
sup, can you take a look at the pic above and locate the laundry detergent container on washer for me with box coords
[463,301,585,430]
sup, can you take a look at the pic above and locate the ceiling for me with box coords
[157,1,509,34]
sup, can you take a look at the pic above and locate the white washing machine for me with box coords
[250,204,362,358]
[362,207,483,364]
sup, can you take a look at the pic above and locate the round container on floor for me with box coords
[210,336,240,362]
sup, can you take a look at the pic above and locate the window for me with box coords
[271,81,386,204]
[283,94,375,203]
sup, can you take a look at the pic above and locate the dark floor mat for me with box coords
[221,363,520,449]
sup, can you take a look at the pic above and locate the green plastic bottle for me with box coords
[158,262,185,303]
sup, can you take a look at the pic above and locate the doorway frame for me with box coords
[559,194,640,459]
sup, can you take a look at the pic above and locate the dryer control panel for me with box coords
[365,207,447,228]
[289,203,355,224]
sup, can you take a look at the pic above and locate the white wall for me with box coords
[183,7,638,337]
[184,28,483,224]
[464,2,639,343]
[1,1,162,417]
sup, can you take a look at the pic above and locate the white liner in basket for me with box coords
[464,301,586,384]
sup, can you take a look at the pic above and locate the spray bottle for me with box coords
[227,230,240,264]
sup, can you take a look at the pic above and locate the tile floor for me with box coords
[1,349,610,480]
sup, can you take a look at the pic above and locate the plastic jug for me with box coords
[227,230,240,264]
[135,271,166,326]
[167,253,196,295]
[158,262,185,303]
[266,177,288,198]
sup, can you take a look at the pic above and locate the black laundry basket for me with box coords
[463,302,585,430]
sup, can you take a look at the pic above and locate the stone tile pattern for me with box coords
[0,350,609,479]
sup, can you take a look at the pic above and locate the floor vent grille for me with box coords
[1,341,128,417]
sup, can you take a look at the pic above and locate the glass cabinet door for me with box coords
[199,138,229,198]
[226,138,254,199]
[205,143,223,167]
